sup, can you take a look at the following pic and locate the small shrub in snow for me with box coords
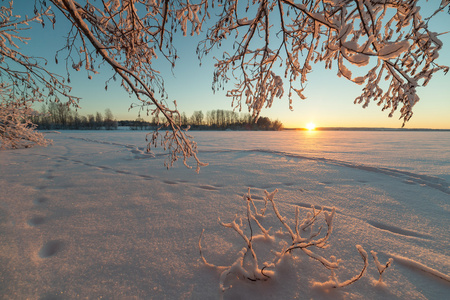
[0,3,76,150]
[371,251,394,285]
[0,102,51,149]
[200,189,393,292]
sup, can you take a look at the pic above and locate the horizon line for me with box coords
[286,127,450,131]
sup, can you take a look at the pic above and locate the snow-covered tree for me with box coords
[197,0,449,123]
[0,93,51,149]
[1,0,448,169]
[0,1,79,149]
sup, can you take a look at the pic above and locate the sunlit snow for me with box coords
[0,130,449,299]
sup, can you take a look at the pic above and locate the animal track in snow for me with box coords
[28,216,46,226]
[39,240,63,258]
[319,181,334,185]
[367,220,431,239]
[68,136,154,160]
[95,165,111,171]
[137,174,154,180]
[248,149,450,195]
[129,147,154,159]
[163,180,178,185]
[44,170,56,180]
[115,170,132,175]
[196,185,220,191]
[402,180,417,185]
[34,196,49,205]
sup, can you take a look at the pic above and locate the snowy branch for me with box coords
[0,1,78,149]
[198,0,449,125]
[48,0,208,171]
[200,189,392,292]
[0,94,52,149]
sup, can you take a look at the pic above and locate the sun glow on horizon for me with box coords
[306,122,316,131]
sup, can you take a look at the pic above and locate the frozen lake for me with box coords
[1,130,449,299]
[190,130,450,180]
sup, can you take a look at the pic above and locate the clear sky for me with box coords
[11,2,450,129]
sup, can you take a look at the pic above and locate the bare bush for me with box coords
[200,189,393,292]
[0,99,51,149]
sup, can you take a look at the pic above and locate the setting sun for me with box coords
[306,122,316,130]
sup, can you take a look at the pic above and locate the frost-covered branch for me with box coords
[0,95,52,149]
[371,250,393,284]
[0,1,78,149]
[0,2,79,106]
[47,0,208,171]
[200,189,392,292]
[198,0,449,125]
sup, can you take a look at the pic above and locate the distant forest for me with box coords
[32,103,283,131]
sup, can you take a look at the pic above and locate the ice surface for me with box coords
[0,130,449,299]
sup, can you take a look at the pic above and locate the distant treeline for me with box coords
[31,103,118,130]
[126,110,283,131]
[32,103,283,131]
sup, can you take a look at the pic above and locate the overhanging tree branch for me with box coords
[50,0,208,171]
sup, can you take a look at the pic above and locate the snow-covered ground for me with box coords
[1,130,449,299]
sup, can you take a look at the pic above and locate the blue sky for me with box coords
[11,1,450,129]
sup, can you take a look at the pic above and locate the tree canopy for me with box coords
[1,0,449,171]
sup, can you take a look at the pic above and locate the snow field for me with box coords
[0,130,449,299]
